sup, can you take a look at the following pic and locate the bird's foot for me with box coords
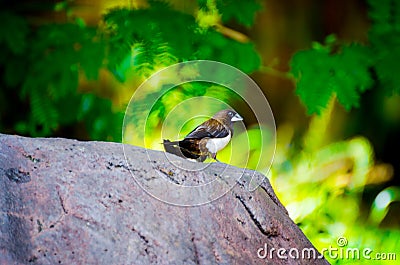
[211,153,220,162]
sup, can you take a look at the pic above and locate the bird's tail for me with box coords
[162,139,180,146]
[162,139,207,162]
[162,139,186,159]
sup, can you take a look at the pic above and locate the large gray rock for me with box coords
[0,134,328,264]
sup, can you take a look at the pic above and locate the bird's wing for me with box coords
[185,118,229,139]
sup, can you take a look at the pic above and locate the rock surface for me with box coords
[0,134,329,264]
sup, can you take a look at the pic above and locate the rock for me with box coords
[0,134,328,264]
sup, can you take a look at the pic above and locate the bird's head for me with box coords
[213,109,243,125]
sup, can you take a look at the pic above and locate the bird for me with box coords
[163,109,243,162]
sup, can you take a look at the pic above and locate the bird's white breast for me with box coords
[205,132,231,154]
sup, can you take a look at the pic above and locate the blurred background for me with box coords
[1,0,399,263]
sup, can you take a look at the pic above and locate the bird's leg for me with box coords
[211,153,220,162]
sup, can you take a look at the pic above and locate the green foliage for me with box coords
[216,0,262,27]
[291,0,400,114]
[15,23,106,136]
[368,0,400,95]
[372,33,400,95]
[272,122,399,264]
[104,1,260,81]
[104,2,195,78]
[0,9,121,139]
[79,94,124,141]
[367,0,400,34]
[196,30,260,72]
[197,0,262,27]
[291,36,374,115]
[1,0,261,139]
[286,9,400,260]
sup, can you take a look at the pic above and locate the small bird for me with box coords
[163,109,243,162]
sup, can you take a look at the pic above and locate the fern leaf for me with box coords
[291,43,373,114]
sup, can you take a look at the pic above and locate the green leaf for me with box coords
[291,49,334,114]
[215,0,262,27]
[291,44,373,114]
[369,31,400,95]
[197,0,208,10]
[368,0,400,34]
[367,0,400,95]
[28,88,59,136]
[334,45,374,109]
[104,6,195,78]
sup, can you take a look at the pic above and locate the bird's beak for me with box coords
[231,113,243,122]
